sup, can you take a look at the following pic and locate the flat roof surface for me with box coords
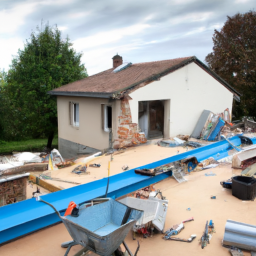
[1,142,255,255]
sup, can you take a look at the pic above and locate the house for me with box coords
[48,55,240,159]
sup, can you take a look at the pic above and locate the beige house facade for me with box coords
[49,55,240,159]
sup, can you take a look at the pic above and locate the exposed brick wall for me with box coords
[0,177,27,206]
[113,98,147,149]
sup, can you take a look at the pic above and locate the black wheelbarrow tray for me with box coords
[37,197,143,256]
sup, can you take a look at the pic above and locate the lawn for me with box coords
[0,138,58,155]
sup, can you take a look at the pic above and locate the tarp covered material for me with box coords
[223,220,256,251]
[13,152,41,163]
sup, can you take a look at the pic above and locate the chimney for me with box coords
[112,54,123,68]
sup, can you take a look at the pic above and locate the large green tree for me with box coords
[206,11,256,120]
[6,23,87,147]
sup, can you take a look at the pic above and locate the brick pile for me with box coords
[113,98,147,149]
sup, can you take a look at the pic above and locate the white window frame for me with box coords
[70,102,79,127]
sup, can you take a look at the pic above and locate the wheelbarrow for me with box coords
[37,197,143,256]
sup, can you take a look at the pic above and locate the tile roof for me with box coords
[50,57,193,95]
[49,56,240,99]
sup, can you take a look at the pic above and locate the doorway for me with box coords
[138,100,165,139]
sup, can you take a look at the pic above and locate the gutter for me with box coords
[47,91,113,98]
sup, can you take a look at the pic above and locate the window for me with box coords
[69,102,79,127]
[102,105,112,132]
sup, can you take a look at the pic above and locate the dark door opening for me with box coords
[148,100,164,139]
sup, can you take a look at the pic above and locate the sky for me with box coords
[0,0,255,75]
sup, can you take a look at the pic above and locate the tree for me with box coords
[6,23,87,147]
[206,11,256,120]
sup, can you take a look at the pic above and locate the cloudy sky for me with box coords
[0,0,254,75]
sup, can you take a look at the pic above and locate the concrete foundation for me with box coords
[58,137,99,159]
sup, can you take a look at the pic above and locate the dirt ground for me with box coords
[1,143,256,256]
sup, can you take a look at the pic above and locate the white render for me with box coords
[129,62,233,137]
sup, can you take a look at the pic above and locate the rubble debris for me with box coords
[200,221,210,249]
[176,135,190,141]
[229,248,244,256]
[55,160,74,169]
[241,163,256,177]
[79,152,102,163]
[167,234,197,243]
[220,179,232,189]
[135,165,172,176]
[164,217,194,240]
[205,171,216,176]
[89,163,101,168]
[172,169,187,183]
[185,141,203,148]
[122,165,129,171]
[71,164,87,175]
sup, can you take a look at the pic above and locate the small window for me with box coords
[102,105,112,132]
[69,102,79,127]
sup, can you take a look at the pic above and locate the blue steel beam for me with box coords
[0,135,251,244]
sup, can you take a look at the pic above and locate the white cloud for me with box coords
[235,0,252,3]
[0,38,24,70]
[73,24,150,50]
[0,2,36,34]
[58,26,68,31]
[170,12,213,25]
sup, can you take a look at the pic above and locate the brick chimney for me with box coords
[112,54,123,68]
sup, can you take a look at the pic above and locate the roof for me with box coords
[48,56,240,100]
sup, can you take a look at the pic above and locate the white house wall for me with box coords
[57,96,110,151]
[129,62,233,137]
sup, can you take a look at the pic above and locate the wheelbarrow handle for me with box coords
[36,197,62,219]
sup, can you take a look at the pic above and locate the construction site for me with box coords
[1,113,256,256]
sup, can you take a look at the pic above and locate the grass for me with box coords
[0,138,58,155]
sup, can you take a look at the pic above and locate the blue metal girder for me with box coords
[0,135,250,245]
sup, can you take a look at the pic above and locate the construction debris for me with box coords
[164,217,194,240]
[71,164,88,175]
[39,174,81,185]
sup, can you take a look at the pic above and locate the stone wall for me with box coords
[113,98,147,149]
